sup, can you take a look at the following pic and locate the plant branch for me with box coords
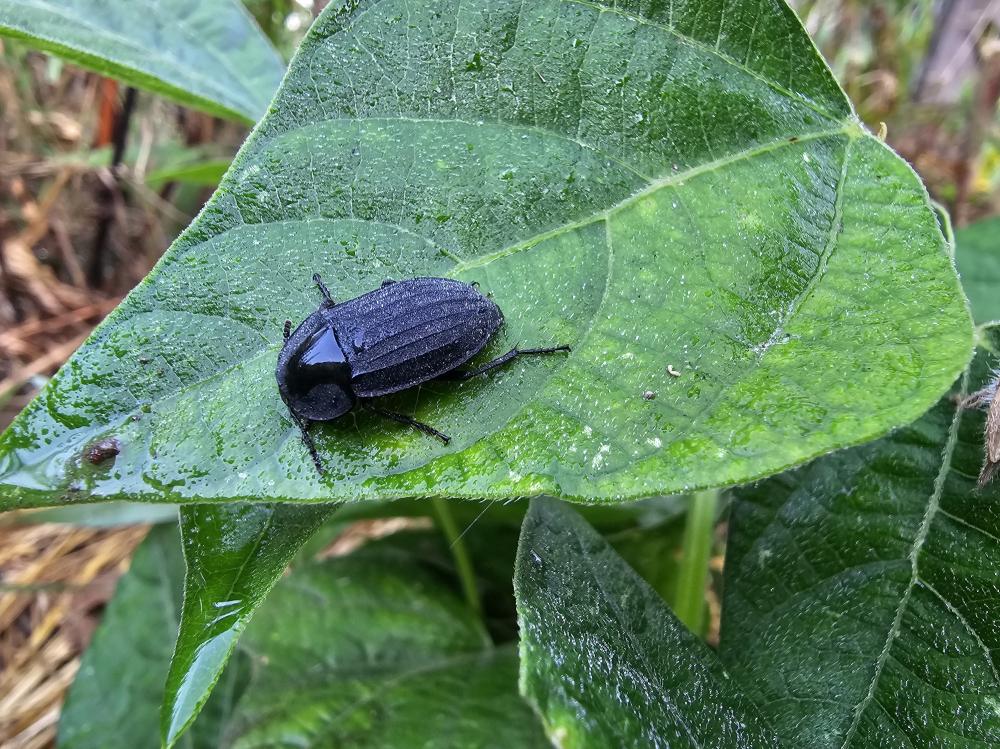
[430,497,481,618]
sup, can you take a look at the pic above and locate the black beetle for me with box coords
[276,274,570,473]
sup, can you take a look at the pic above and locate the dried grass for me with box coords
[0,522,147,748]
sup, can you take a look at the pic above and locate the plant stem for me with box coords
[673,489,719,634]
[89,85,138,288]
[431,497,481,618]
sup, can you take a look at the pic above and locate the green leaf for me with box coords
[58,524,250,749]
[719,326,1000,747]
[162,502,334,748]
[227,546,549,748]
[0,0,283,122]
[0,0,972,510]
[515,498,780,748]
[146,159,233,189]
[955,216,1000,324]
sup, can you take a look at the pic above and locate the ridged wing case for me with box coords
[328,278,503,397]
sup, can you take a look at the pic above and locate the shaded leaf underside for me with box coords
[229,549,549,748]
[0,0,971,508]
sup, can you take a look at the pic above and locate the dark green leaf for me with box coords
[606,497,691,603]
[0,0,283,122]
[162,502,334,748]
[58,524,250,749]
[0,0,971,511]
[515,498,780,748]
[227,547,549,748]
[955,216,1000,324]
[720,326,1000,747]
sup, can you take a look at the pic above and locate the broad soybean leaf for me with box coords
[227,547,549,748]
[0,0,283,122]
[162,502,334,748]
[0,0,972,511]
[59,524,250,749]
[720,326,1000,748]
[515,498,780,748]
[955,216,1000,324]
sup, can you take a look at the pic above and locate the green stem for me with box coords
[673,489,720,634]
[431,497,481,618]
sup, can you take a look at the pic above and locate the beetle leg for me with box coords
[442,345,571,380]
[381,278,396,288]
[312,273,335,307]
[283,320,292,342]
[362,401,451,444]
[290,413,324,475]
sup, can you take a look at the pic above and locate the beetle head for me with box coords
[278,323,355,421]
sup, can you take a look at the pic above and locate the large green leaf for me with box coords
[62,514,543,748]
[0,0,283,122]
[162,502,334,748]
[226,547,549,748]
[719,326,1000,747]
[0,0,972,510]
[515,498,780,747]
[955,216,1000,324]
[58,524,250,749]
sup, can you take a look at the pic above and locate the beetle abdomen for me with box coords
[330,277,502,397]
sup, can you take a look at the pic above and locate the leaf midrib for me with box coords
[452,124,851,272]
[839,369,969,748]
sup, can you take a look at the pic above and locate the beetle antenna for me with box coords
[283,320,291,342]
[450,498,498,549]
[312,273,335,307]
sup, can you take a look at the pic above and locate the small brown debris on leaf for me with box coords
[84,437,120,465]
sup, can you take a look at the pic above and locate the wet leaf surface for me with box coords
[515,497,780,748]
[0,0,971,509]
[161,502,334,748]
[0,0,283,122]
[720,326,1000,747]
